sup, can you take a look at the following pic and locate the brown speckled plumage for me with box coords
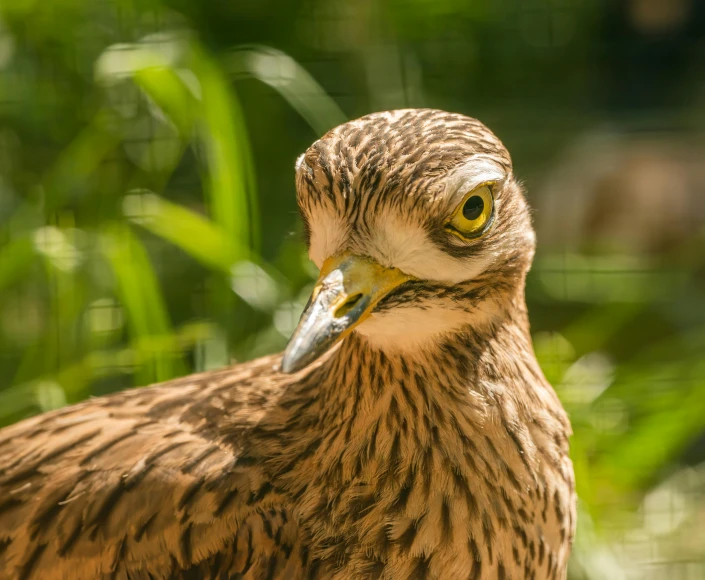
[0,109,575,579]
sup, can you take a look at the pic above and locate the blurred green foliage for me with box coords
[1,0,705,577]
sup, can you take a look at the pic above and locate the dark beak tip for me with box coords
[279,353,296,374]
[279,356,298,374]
[280,343,311,374]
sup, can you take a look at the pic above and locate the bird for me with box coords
[0,109,575,579]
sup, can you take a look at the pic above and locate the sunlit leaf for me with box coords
[123,190,246,272]
[587,332,705,493]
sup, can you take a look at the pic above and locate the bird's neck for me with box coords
[307,295,540,423]
[275,303,572,566]
[282,299,566,472]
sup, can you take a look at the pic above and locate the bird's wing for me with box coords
[0,356,300,580]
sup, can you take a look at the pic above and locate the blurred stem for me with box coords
[101,224,184,384]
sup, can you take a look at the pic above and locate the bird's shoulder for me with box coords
[0,353,303,579]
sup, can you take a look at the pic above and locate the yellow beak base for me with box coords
[281,253,411,374]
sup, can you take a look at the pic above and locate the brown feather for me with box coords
[0,109,575,579]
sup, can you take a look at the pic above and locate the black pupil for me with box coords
[462,195,484,221]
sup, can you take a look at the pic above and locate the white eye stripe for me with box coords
[306,202,494,284]
[444,156,507,209]
[307,205,348,268]
[369,212,493,284]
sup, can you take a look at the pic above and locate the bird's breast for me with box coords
[279,381,573,579]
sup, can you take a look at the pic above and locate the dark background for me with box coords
[1,0,705,576]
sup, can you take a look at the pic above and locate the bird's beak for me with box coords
[281,252,411,374]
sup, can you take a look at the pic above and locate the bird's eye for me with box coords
[446,184,495,240]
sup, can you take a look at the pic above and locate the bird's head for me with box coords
[282,109,536,374]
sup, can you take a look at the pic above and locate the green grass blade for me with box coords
[226,46,348,135]
[101,224,184,384]
[192,46,259,250]
[132,66,199,136]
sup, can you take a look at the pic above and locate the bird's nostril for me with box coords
[334,294,363,318]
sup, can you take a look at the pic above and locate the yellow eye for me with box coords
[445,184,495,240]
